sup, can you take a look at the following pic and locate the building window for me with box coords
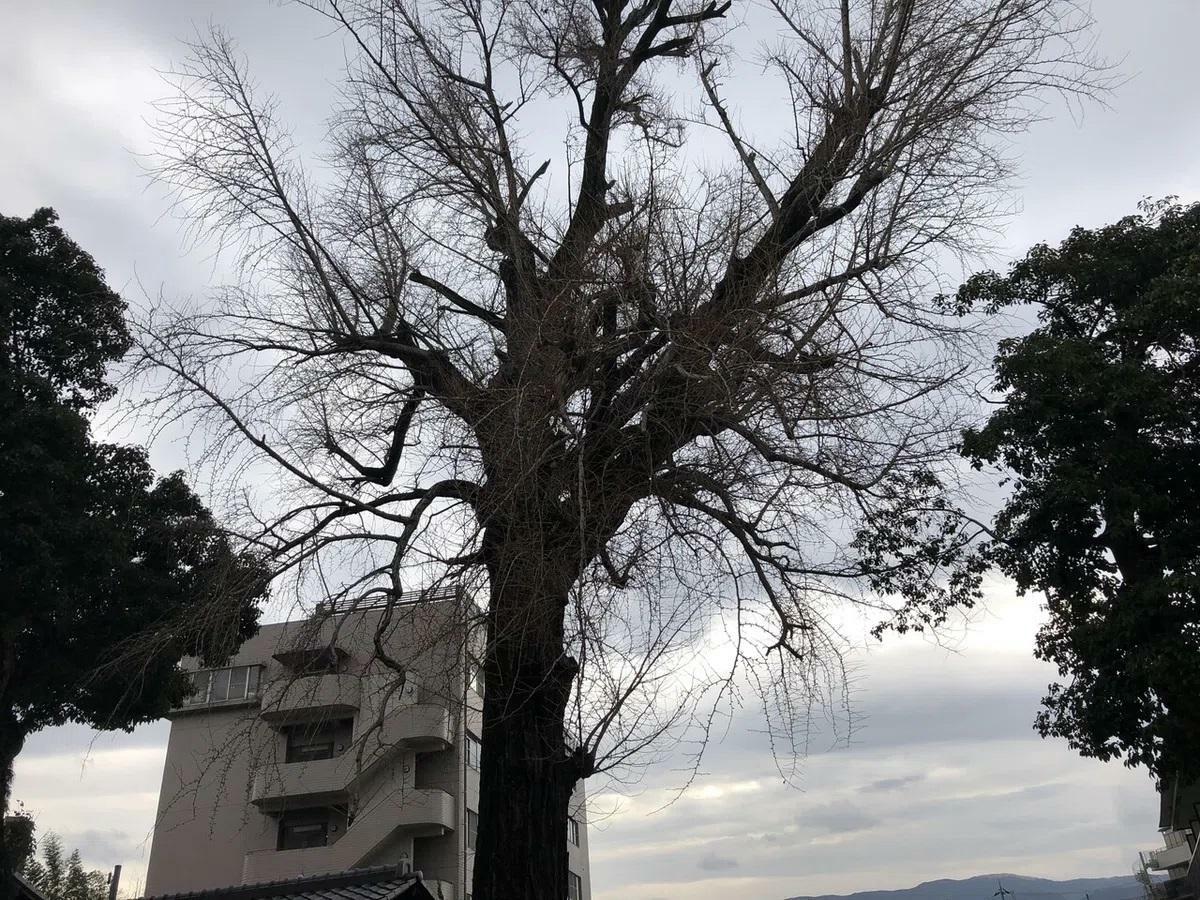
[288,733,334,762]
[466,732,481,770]
[468,661,484,697]
[187,669,211,702]
[284,719,352,763]
[568,871,582,900]
[466,809,478,851]
[278,810,330,850]
[184,665,261,706]
[567,815,580,847]
[274,646,346,676]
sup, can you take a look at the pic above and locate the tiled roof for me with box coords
[10,870,52,900]
[139,866,436,900]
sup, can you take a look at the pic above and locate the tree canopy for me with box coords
[959,200,1200,782]
[0,208,268,875]
[139,0,1103,895]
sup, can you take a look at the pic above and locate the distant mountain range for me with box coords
[788,874,1149,900]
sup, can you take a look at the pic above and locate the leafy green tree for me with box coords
[0,209,269,876]
[958,199,1200,781]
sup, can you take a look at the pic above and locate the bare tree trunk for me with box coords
[473,528,583,900]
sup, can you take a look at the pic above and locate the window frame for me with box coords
[209,667,232,702]
[567,815,580,847]
[567,871,582,900]
[466,731,482,770]
[284,719,352,763]
[466,809,479,851]
[183,665,263,706]
[286,735,336,763]
[277,810,331,850]
[467,659,485,697]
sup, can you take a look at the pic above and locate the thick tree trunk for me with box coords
[471,574,582,900]
[1,711,28,899]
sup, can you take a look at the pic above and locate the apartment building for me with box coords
[1140,778,1200,900]
[143,593,591,900]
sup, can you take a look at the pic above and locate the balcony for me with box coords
[259,675,361,725]
[251,704,454,810]
[242,788,456,883]
[251,756,350,811]
[388,703,454,752]
[1150,841,1196,871]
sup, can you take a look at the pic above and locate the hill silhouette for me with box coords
[788,874,1148,900]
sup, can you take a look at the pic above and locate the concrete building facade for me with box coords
[1140,778,1200,900]
[144,594,591,900]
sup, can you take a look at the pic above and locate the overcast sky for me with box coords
[4,1,1200,899]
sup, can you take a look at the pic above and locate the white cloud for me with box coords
[13,732,169,897]
[585,575,1158,900]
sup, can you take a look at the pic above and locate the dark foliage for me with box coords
[0,208,130,410]
[959,200,1200,781]
[0,209,269,878]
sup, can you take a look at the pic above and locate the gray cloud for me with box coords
[57,830,141,868]
[698,852,740,872]
[860,775,926,793]
[20,721,170,759]
[800,802,875,835]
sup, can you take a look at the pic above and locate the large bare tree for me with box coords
[139,0,1101,896]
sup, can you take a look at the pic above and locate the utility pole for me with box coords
[107,865,122,900]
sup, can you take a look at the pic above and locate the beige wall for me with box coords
[143,600,591,900]
[146,704,277,892]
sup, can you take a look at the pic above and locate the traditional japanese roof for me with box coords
[139,866,436,900]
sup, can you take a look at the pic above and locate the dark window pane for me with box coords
[188,670,211,704]
[286,721,345,763]
[568,872,582,900]
[287,739,334,763]
[229,666,248,700]
[466,732,481,769]
[278,812,330,850]
[209,668,231,702]
[466,809,478,851]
